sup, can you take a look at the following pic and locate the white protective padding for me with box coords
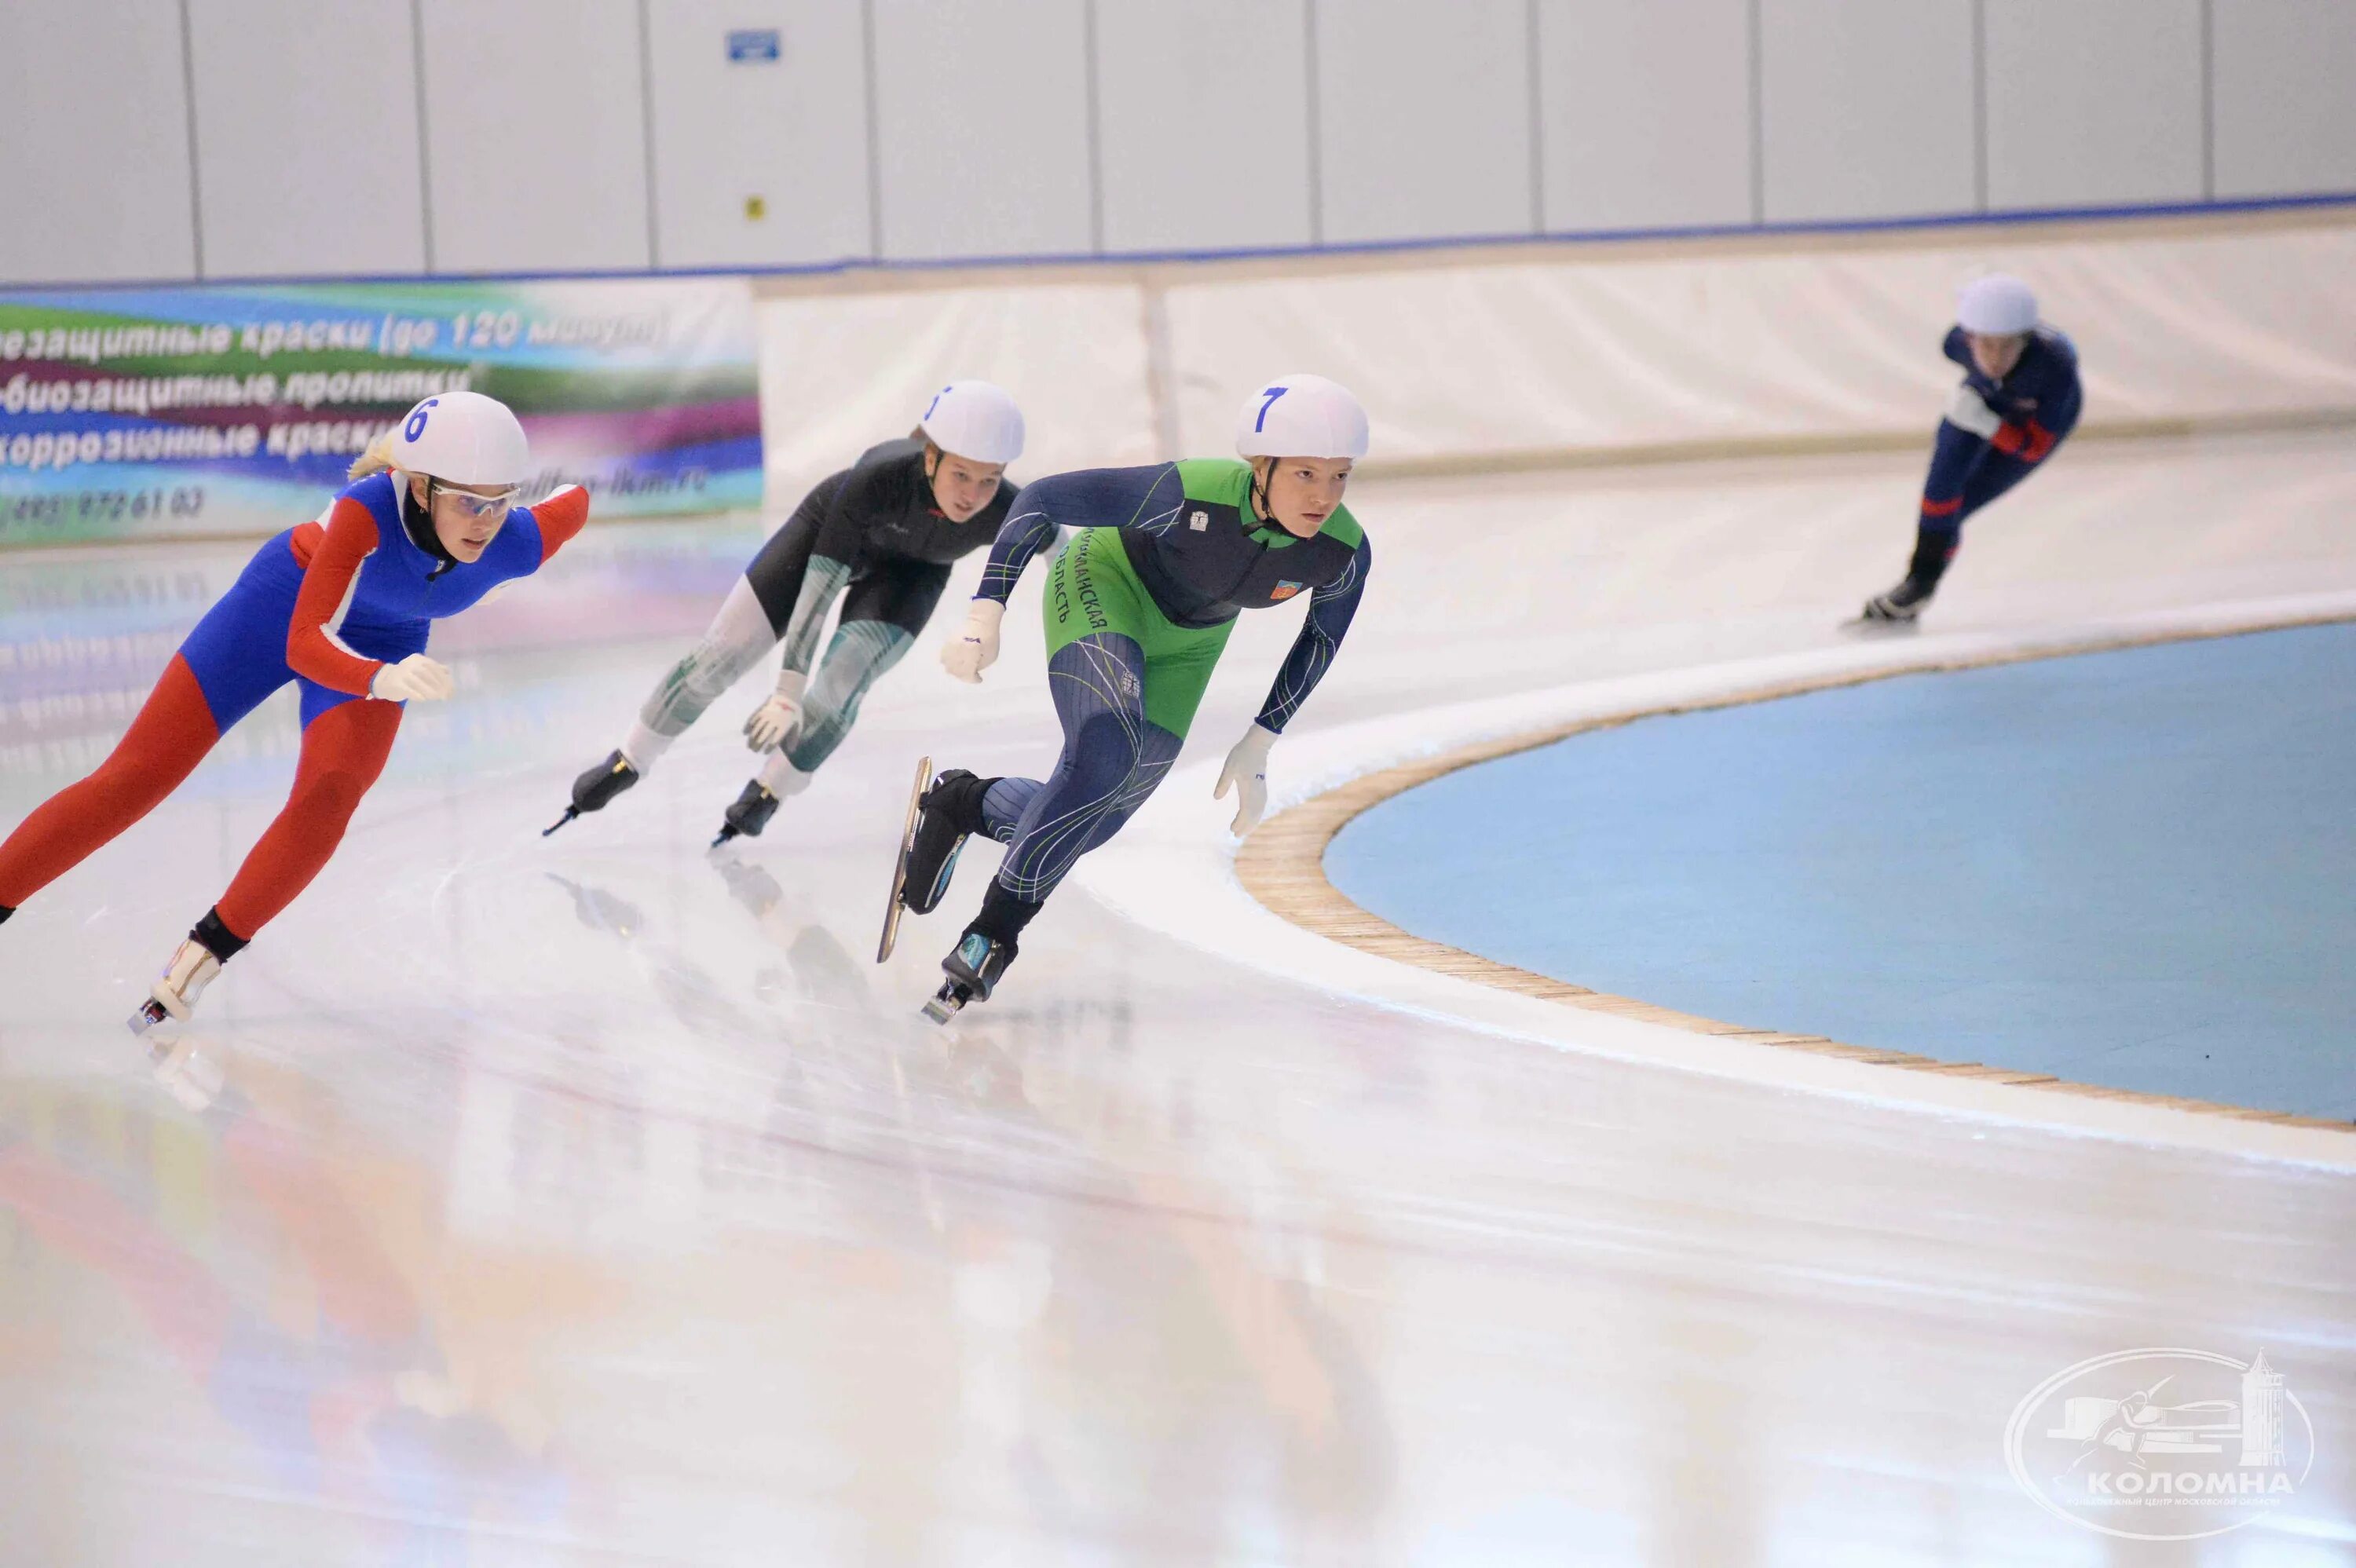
[1158,220,2356,463]
[757,283,1157,498]
[757,214,2356,481]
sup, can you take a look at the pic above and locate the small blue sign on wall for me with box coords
[726,28,781,64]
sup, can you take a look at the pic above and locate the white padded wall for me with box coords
[0,0,199,283]
[1536,0,1754,232]
[646,0,873,268]
[185,0,427,277]
[1315,0,1535,245]
[1984,0,2204,210]
[2212,0,2356,199]
[870,0,1094,260]
[1758,0,1977,224]
[1093,0,1313,254]
[418,0,651,272]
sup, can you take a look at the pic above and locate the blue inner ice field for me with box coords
[1326,623,2356,1122]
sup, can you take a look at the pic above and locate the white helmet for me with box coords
[1235,373,1369,460]
[1957,273,2039,336]
[918,380,1025,465]
[388,390,529,486]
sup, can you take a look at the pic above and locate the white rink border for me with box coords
[1070,591,2356,1171]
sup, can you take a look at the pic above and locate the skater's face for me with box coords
[1967,331,2029,381]
[412,476,521,562]
[927,448,1006,523]
[1254,456,1352,538]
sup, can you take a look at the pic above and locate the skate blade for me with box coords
[1839,615,1919,636]
[540,806,580,838]
[876,754,931,963]
[710,823,739,850]
[126,998,170,1036]
[920,986,967,1025]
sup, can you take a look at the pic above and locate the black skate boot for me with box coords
[711,780,781,847]
[878,766,995,962]
[905,770,988,915]
[543,750,640,835]
[1858,578,1933,625]
[924,930,1017,1024]
[920,881,1039,1022]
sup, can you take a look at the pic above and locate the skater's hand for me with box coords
[1214,722,1279,836]
[743,670,806,752]
[940,598,1004,684]
[370,652,454,704]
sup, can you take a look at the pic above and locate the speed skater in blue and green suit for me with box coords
[895,373,1374,1012]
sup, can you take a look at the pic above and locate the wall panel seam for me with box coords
[1526,0,1545,234]
[2201,0,2215,199]
[637,0,660,267]
[1304,0,1324,247]
[862,0,884,259]
[1972,0,1988,211]
[1747,0,1764,225]
[177,0,206,277]
[1083,0,1105,254]
[410,0,436,271]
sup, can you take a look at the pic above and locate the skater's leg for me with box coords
[993,634,1186,905]
[623,576,783,771]
[721,562,942,844]
[771,619,915,779]
[0,654,224,909]
[775,559,945,779]
[1881,418,2073,614]
[736,616,914,821]
[210,691,402,942]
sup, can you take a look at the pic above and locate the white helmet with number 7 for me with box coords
[1235,373,1369,460]
[387,389,531,487]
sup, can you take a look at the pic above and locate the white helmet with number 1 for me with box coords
[919,380,1026,464]
[1235,373,1370,460]
[388,390,531,487]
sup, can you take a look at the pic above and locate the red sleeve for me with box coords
[286,496,385,696]
[532,484,590,565]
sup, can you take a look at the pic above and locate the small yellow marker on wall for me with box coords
[744,195,766,221]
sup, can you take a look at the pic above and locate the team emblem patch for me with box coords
[1270,580,1304,601]
[1189,510,1209,531]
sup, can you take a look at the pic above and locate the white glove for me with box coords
[743,668,807,752]
[369,652,454,704]
[1213,722,1279,836]
[939,598,1004,684]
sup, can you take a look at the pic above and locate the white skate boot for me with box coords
[130,938,221,1035]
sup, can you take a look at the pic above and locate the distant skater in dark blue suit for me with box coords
[1861,273,2083,623]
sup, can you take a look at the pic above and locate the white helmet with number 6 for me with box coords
[387,389,531,486]
[918,380,1026,465]
[1235,373,1369,460]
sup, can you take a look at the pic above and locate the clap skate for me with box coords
[710,780,780,848]
[543,750,639,835]
[128,938,222,1036]
[877,758,984,962]
[923,930,1015,1024]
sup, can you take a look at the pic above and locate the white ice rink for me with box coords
[3,428,2354,1564]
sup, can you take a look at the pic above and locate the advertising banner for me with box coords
[0,276,763,546]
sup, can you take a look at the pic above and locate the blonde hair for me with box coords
[348,429,399,481]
